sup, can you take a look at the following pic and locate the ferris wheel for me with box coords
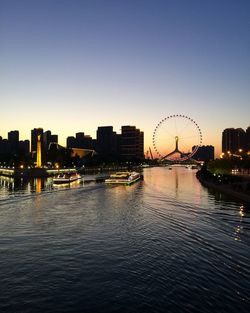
[152,114,202,161]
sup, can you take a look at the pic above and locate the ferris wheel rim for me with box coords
[152,114,202,161]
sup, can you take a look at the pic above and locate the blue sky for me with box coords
[0,0,249,155]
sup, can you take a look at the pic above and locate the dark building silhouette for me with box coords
[222,128,247,154]
[43,130,58,150]
[96,126,117,159]
[67,133,93,150]
[1,125,146,164]
[43,131,51,150]
[222,128,235,153]
[235,128,246,151]
[75,132,93,149]
[246,126,250,152]
[75,132,85,146]
[8,130,19,154]
[31,128,43,152]
[19,140,30,155]
[119,126,144,161]
[192,145,214,161]
[0,139,11,155]
[67,136,76,149]
[51,134,58,144]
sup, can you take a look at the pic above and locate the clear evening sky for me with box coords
[0,0,249,156]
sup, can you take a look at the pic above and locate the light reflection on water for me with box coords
[0,167,249,313]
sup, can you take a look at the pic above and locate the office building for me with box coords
[67,133,93,150]
[119,126,144,161]
[8,130,19,154]
[19,140,30,155]
[96,126,117,159]
[192,145,214,161]
[246,126,250,152]
[43,130,58,150]
[0,139,11,155]
[222,128,247,154]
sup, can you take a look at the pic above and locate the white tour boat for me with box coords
[53,172,82,185]
[105,171,142,185]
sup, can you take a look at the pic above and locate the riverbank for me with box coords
[196,169,250,204]
[0,165,144,178]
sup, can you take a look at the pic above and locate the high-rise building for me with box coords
[67,136,77,149]
[192,145,214,161]
[43,130,51,150]
[96,126,117,159]
[19,140,30,155]
[50,134,58,144]
[67,133,93,150]
[43,131,58,150]
[0,139,11,155]
[222,128,246,154]
[222,128,235,153]
[246,126,250,152]
[75,132,93,149]
[119,126,144,161]
[235,128,246,152]
[8,130,19,154]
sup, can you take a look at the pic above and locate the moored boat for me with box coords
[53,172,82,184]
[105,171,142,185]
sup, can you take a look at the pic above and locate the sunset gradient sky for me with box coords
[0,0,249,156]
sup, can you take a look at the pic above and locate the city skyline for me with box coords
[1,124,250,157]
[1,0,249,156]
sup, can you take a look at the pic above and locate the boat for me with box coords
[53,172,82,184]
[187,165,199,170]
[105,171,142,185]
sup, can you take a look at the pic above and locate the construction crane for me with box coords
[149,147,154,160]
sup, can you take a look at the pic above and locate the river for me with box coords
[0,167,249,313]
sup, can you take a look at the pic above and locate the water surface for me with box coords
[0,167,249,313]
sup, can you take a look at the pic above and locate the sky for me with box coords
[0,0,249,156]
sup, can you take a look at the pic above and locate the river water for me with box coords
[0,167,249,313]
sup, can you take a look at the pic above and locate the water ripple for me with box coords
[0,168,249,313]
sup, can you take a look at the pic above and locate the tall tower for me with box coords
[36,134,42,168]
